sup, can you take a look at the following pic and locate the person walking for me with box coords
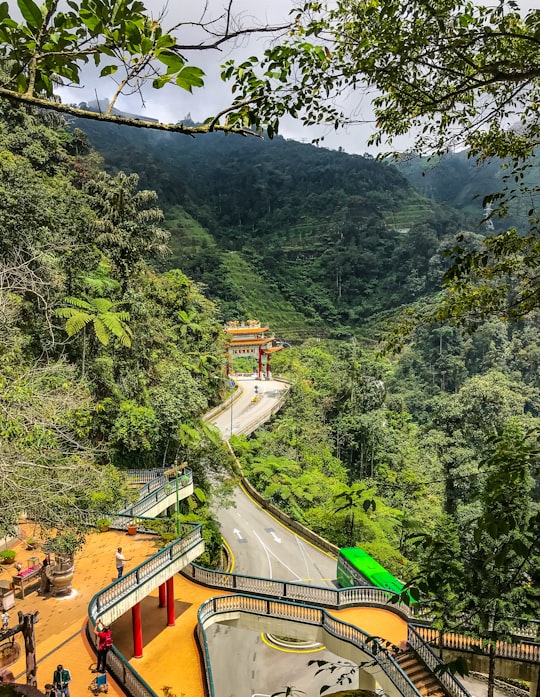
[1,610,8,629]
[53,664,71,697]
[93,620,113,673]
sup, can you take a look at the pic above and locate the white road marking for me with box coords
[295,534,313,578]
[253,530,273,578]
[252,530,302,581]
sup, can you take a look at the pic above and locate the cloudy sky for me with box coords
[55,0,385,155]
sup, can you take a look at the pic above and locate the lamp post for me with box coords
[174,459,181,536]
[229,391,233,439]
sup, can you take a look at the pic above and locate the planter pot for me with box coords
[98,525,110,532]
[46,553,74,597]
[127,525,138,536]
[1,558,16,565]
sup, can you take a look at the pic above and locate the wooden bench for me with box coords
[12,565,42,599]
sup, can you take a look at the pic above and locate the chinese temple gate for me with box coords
[225,320,283,379]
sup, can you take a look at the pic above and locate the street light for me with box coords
[174,459,181,536]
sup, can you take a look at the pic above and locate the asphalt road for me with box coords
[207,376,349,697]
[210,376,288,439]
[210,376,337,585]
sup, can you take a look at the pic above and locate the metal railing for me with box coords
[125,468,167,484]
[90,524,203,617]
[413,624,540,664]
[197,594,423,697]
[183,562,415,616]
[110,469,193,528]
[408,625,472,697]
[87,524,204,697]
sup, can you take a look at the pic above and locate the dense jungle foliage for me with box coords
[232,322,540,624]
[73,104,540,632]
[0,103,228,551]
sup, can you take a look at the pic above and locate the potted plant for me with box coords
[42,532,83,597]
[0,549,16,564]
[25,537,38,550]
[96,517,111,532]
[127,518,138,535]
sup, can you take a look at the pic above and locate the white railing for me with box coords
[412,624,540,664]
[197,594,422,697]
[183,563,415,616]
[110,469,193,528]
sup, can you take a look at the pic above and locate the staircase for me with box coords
[395,646,447,697]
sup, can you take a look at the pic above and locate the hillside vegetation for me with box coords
[73,115,469,338]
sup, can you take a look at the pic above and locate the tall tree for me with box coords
[416,421,540,697]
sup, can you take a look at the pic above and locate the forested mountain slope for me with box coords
[73,116,468,338]
[394,150,534,230]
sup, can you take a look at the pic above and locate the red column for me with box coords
[258,346,263,380]
[166,576,175,626]
[158,583,166,608]
[132,603,143,658]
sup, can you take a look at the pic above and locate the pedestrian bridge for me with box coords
[86,523,540,697]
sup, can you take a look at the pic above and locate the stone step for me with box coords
[395,649,446,697]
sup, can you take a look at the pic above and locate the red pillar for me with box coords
[132,602,143,658]
[258,346,263,380]
[158,583,166,608]
[166,576,175,626]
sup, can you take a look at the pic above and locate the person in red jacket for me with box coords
[93,620,113,673]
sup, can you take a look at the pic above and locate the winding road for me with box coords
[208,376,348,697]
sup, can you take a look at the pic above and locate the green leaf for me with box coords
[17,0,43,29]
[0,3,9,21]
[152,75,170,89]
[100,64,118,77]
[78,8,101,32]
[175,66,205,91]
[92,318,110,346]
[65,313,92,336]
[156,49,185,73]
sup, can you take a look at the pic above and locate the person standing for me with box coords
[1,610,8,629]
[39,555,51,594]
[93,620,113,673]
[53,664,71,697]
[115,547,127,578]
